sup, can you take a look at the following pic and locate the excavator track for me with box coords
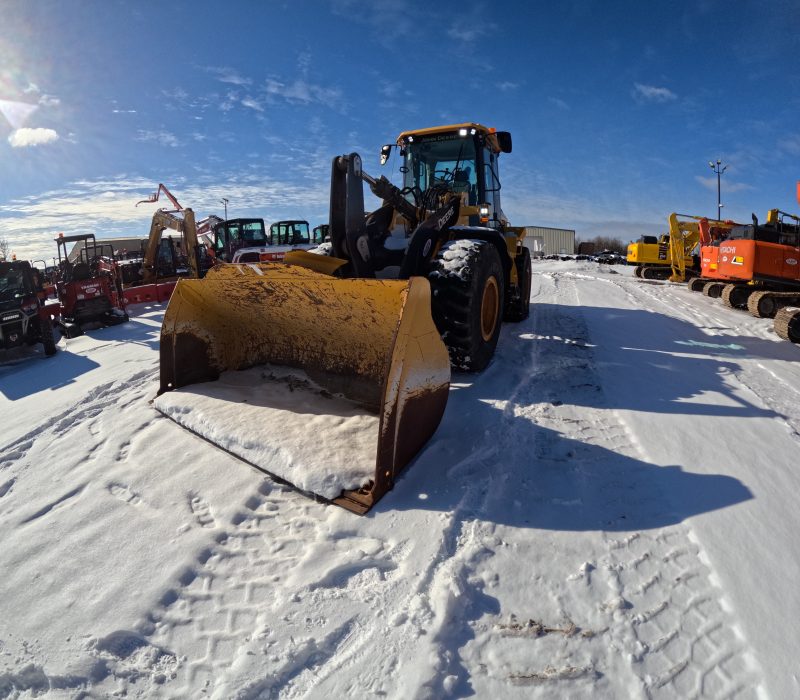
[774,307,800,343]
[702,281,724,298]
[746,290,800,318]
[687,277,707,292]
[639,265,671,280]
[721,283,753,310]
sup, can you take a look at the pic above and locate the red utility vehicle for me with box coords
[0,259,58,357]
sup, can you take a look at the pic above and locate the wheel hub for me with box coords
[480,277,499,341]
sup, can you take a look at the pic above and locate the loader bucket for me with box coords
[154,262,450,514]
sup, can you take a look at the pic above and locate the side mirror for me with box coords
[496,131,512,153]
[380,144,393,165]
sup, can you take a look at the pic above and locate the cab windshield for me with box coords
[270,221,310,245]
[0,264,32,301]
[402,133,478,205]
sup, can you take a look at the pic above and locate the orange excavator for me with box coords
[773,182,800,343]
[685,217,741,300]
[706,208,800,318]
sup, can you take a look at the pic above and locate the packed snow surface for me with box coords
[1,261,800,699]
[154,366,379,499]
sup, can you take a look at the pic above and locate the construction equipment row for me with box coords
[627,192,800,345]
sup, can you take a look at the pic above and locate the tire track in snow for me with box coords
[0,368,156,474]
[124,479,417,699]
[561,269,764,698]
[457,269,764,698]
[597,273,800,447]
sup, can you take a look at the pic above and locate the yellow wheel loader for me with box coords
[155,123,532,514]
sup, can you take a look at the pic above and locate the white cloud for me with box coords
[778,135,800,155]
[264,78,342,107]
[695,175,753,193]
[23,82,40,94]
[548,96,569,110]
[8,127,60,148]
[0,171,331,261]
[135,130,180,147]
[330,0,415,39]
[297,52,312,76]
[208,67,252,86]
[38,94,60,108]
[447,6,497,43]
[241,97,264,112]
[498,81,519,92]
[112,109,137,114]
[447,25,479,41]
[633,82,677,102]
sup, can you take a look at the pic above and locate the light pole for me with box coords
[708,159,727,220]
[220,197,229,221]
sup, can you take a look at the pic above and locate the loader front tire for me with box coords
[430,240,504,372]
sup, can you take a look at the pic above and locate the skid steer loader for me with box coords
[155,123,532,514]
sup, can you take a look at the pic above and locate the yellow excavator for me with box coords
[627,214,703,281]
[155,123,533,513]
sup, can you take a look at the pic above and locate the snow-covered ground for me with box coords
[1,261,799,699]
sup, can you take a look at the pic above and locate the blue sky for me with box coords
[1,0,799,261]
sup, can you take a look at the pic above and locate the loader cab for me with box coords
[312,224,329,244]
[268,220,311,245]
[212,218,267,261]
[392,124,512,230]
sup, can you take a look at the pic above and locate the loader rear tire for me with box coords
[504,247,531,322]
[430,240,504,372]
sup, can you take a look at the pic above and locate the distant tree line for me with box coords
[574,235,626,254]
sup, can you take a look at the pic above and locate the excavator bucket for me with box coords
[154,262,450,514]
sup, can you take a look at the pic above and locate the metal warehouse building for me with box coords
[521,226,576,256]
